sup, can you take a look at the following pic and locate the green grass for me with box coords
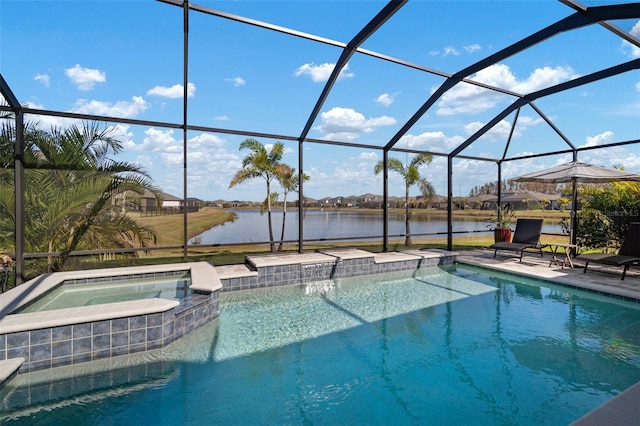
[132,207,236,246]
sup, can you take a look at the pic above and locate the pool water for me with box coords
[2,264,640,425]
[14,276,192,313]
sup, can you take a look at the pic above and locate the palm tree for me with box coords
[540,198,550,210]
[374,153,433,246]
[0,121,159,273]
[419,178,436,208]
[275,165,309,252]
[558,197,569,211]
[229,138,284,252]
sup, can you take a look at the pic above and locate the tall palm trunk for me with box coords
[266,180,275,252]
[405,185,411,246]
[278,193,288,252]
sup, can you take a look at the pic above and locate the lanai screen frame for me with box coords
[1,0,639,285]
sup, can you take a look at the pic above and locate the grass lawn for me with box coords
[131,207,237,247]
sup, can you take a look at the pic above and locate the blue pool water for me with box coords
[2,264,640,425]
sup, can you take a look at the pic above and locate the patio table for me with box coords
[548,243,576,269]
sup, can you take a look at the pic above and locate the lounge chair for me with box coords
[490,218,544,262]
[575,222,640,280]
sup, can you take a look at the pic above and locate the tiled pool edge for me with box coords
[0,262,221,377]
[217,248,457,291]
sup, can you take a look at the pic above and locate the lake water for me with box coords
[192,210,563,245]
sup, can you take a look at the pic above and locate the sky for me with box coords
[1,0,639,202]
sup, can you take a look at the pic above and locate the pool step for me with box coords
[0,357,24,390]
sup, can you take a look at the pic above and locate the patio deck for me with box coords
[457,248,640,302]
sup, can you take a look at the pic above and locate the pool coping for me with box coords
[0,299,181,335]
[0,357,23,389]
[217,248,455,280]
[455,250,640,303]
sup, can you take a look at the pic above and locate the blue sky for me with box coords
[2,0,639,201]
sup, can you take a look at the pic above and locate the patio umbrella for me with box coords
[513,160,640,245]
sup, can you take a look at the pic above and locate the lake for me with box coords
[191,210,564,245]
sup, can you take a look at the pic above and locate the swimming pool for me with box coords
[1,263,639,425]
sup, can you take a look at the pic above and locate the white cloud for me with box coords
[375,92,397,107]
[582,130,614,148]
[433,44,483,57]
[464,116,543,141]
[464,44,482,54]
[437,63,578,115]
[144,130,240,199]
[315,107,396,141]
[264,143,294,155]
[225,77,246,87]
[65,64,106,90]
[133,155,154,170]
[620,20,640,58]
[398,131,463,151]
[107,123,140,151]
[24,102,83,130]
[72,96,148,118]
[34,73,50,87]
[511,66,578,94]
[23,101,44,109]
[294,63,354,83]
[142,128,182,156]
[359,151,379,161]
[443,46,460,56]
[214,115,230,121]
[189,133,226,149]
[146,82,196,98]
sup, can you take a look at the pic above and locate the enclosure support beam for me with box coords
[14,112,25,286]
[182,1,190,261]
[498,161,503,205]
[446,157,453,251]
[0,74,25,285]
[383,151,389,252]
[298,140,304,253]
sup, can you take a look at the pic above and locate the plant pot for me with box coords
[494,228,512,243]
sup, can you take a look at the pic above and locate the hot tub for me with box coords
[0,262,222,373]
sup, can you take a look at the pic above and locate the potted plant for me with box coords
[488,203,515,243]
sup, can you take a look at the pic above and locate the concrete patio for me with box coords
[457,248,640,302]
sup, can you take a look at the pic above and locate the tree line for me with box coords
[468,180,568,196]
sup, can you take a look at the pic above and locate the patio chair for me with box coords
[490,218,544,262]
[575,222,640,280]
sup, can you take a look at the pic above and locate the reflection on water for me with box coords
[193,209,563,244]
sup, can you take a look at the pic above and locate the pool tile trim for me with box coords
[0,262,221,375]
[218,249,457,292]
